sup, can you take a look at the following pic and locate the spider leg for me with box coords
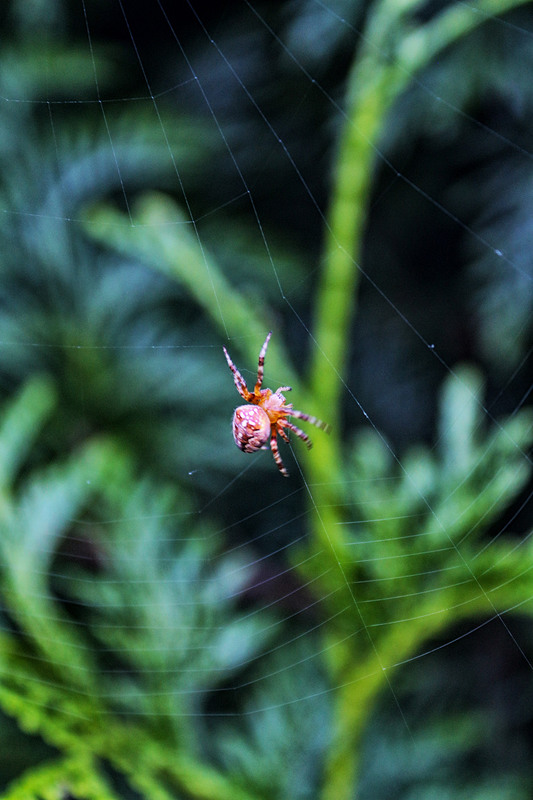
[275,386,292,395]
[270,428,289,477]
[283,420,313,449]
[278,425,290,444]
[254,331,272,393]
[289,409,331,433]
[223,346,254,401]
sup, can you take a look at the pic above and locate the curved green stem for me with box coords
[307,1,533,798]
[309,0,532,431]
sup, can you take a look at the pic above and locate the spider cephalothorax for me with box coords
[223,331,329,477]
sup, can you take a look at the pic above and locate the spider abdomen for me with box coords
[232,405,271,453]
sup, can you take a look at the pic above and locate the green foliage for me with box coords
[54,478,277,740]
[3,753,119,800]
[213,640,331,800]
[0,1,532,799]
[360,709,533,800]
[0,379,271,799]
[339,365,533,635]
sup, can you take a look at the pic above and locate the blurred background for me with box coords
[0,1,533,798]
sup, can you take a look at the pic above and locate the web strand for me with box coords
[1,2,532,796]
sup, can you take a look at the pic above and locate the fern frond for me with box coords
[3,753,118,800]
[0,376,56,490]
[0,437,127,689]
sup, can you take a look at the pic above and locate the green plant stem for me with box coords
[321,549,533,800]
[321,661,385,800]
[310,0,531,429]
[321,605,455,800]
[307,1,533,798]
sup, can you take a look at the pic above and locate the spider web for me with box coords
[0,1,533,798]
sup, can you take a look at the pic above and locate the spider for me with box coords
[223,331,330,477]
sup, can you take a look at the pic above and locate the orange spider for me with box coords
[223,331,330,477]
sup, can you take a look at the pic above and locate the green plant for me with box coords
[83,1,533,797]
[0,378,275,799]
[0,0,532,798]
